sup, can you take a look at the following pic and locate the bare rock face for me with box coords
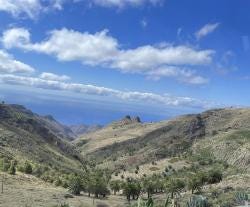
[113,115,142,127]
[132,116,141,123]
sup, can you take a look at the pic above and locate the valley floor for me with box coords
[0,173,131,207]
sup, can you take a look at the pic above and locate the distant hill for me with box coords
[69,124,103,137]
[0,103,83,172]
[76,108,250,171]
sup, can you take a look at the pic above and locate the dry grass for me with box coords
[76,121,171,155]
[0,172,130,207]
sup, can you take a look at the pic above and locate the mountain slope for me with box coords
[70,124,102,137]
[42,114,76,141]
[74,115,172,154]
[77,108,250,171]
[0,103,83,172]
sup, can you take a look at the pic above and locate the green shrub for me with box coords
[22,161,33,174]
[207,169,222,184]
[68,176,82,195]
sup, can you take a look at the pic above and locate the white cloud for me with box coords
[39,72,70,81]
[0,0,67,19]
[0,0,41,19]
[0,73,215,108]
[2,27,214,84]
[2,28,119,65]
[0,0,164,18]
[0,50,35,74]
[91,0,162,8]
[112,45,213,73]
[146,66,209,85]
[195,23,220,40]
[2,28,31,49]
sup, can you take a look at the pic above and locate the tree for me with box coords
[68,175,82,195]
[83,170,110,198]
[142,177,155,199]
[123,178,141,201]
[8,161,16,175]
[110,180,121,195]
[165,178,185,198]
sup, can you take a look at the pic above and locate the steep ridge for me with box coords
[0,103,83,172]
[43,114,76,141]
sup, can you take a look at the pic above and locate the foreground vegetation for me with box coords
[1,148,249,207]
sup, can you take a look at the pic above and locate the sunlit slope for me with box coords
[78,108,250,170]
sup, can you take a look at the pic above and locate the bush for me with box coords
[207,169,222,184]
[0,158,10,172]
[23,161,33,174]
[54,178,63,186]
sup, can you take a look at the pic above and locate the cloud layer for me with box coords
[39,72,70,81]
[0,73,214,109]
[91,0,162,8]
[2,27,214,84]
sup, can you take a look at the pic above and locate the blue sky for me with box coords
[0,0,250,125]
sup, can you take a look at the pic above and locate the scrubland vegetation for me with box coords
[0,104,249,206]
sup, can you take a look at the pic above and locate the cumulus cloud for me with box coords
[0,73,214,108]
[39,72,70,81]
[0,50,35,74]
[195,23,220,40]
[2,28,119,65]
[2,27,214,84]
[112,45,213,72]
